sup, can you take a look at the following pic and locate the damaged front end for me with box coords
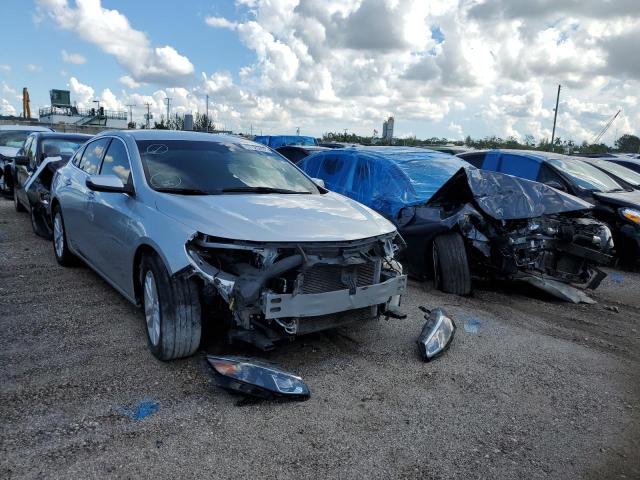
[185,232,407,350]
[458,210,613,290]
[426,167,614,300]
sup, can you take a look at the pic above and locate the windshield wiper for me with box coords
[155,187,214,195]
[222,186,311,194]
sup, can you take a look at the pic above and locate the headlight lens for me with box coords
[620,207,640,224]
[206,355,310,400]
[417,308,456,361]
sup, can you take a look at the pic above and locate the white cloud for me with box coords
[1,98,17,116]
[119,75,142,89]
[26,64,42,73]
[68,76,95,107]
[205,16,238,30]
[61,50,86,64]
[37,0,194,85]
[0,65,11,73]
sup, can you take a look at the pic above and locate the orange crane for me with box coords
[22,87,31,119]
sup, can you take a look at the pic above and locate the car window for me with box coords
[41,139,87,163]
[27,136,38,170]
[499,154,541,181]
[589,159,640,187]
[0,131,30,148]
[537,164,568,188]
[100,139,131,184]
[458,153,485,168]
[616,161,640,174]
[79,138,110,175]
[72,144,87,167]
[546,158,623,192]
[136,139,319,194]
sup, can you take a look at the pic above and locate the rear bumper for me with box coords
[262,274,407,319]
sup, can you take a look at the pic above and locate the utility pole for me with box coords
[550,84,561,150]
[296,126,300,135]
[164,97,171,126]
[145,102,152,129]
[126,103,136,126]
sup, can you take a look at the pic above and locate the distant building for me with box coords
[38,89,128,129]
[382,116,394,141]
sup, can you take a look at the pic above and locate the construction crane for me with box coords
[593,109,621,144]
[22,87,31,119]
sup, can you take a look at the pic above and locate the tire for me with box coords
[14,188,26,212]
[52,205,77,266]
[140,253,202,361]
[432,232,472,295]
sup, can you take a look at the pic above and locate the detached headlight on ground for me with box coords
[206,355,310,400]
[417,308,456,361]
[620,207,640,225]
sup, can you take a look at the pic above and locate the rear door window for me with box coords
[459,152,486,168]
[79,138,111,175]
[498,154,541,181]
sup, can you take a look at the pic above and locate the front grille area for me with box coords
[301,260,380,294]
[296,306,376,335]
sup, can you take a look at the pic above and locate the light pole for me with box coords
[92,99,100,114]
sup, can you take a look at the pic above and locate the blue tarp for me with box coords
[299,147,468,219]
[253,135,317,148]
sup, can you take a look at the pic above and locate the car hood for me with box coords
[594,190,640,209]
[0,146,19,159]
[154,191,397,242]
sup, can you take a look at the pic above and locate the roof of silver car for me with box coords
[99,129,250,144]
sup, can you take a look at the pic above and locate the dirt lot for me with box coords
[1,198,639,479]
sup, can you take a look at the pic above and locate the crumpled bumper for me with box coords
[262,274,407,319]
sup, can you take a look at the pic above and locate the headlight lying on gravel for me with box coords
[620,207,640,225]
[206,355,310,400]
[417,308,456,361]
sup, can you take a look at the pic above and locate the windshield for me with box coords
[41,138,87,159]
[588,159,640,187]
[547,158,623,192]
[0,131,30,149]
[137,139,319,195]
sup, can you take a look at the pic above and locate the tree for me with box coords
[615,134,640,153]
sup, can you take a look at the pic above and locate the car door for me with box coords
[62,137,111,257]
[15,136,35,205]
[497,154,541,181]
[88,137,137,287]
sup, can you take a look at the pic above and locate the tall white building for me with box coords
[382,116,394,141]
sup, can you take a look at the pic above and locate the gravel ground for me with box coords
[1,198,639,479]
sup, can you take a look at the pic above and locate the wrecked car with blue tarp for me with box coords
[253,135,318,149]
[300,147,614,302]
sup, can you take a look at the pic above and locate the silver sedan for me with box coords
[51,130,407,360]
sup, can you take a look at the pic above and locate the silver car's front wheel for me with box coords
[144,270,161,346]
[53,213,64,258]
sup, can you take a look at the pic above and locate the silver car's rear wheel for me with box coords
[144,270,161,346]
[52,205,76,267]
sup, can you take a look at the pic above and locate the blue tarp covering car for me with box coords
[299,147,468,219]
[253,135,318,149]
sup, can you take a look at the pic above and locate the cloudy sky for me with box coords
[0,0,638,144]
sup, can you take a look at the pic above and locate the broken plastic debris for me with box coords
[206,355,310,401]
[520,276,596,304]
[114,397,160,420]
[609,272,624,284]
[464,318,482,333]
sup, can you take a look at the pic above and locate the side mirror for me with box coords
[545,180,567,192]
[14,155,29,166]
[86,175,133,194]
[311,177,325,188]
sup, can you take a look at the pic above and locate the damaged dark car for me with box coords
[12,132,92,237]
[300,147,613,302]
[50,131,406,360]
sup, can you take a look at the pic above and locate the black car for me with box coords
[0,125,54,196]
[276,145,330,164]
[12,132,92,237]
[457,149,640,265]
[300,147,613,301]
